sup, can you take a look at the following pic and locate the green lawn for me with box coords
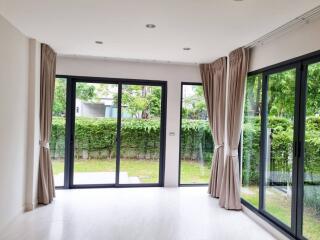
[242,186,320,240]
[180,160,211,184]
[52,159,211,184]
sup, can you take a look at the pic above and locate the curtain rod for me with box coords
[245,5,320,49]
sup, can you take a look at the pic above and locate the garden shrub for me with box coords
[180,119,213,163]
[242,116,320,185]
[50,117,213,162]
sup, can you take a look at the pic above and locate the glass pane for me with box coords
[73,83,118,185]
[180,84,213,184]
[51,78,66,187]
[303,62,320,239]
[119,84,162,184]
[264,69,296,226]
[241,74,262,208]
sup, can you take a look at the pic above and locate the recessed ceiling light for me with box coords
[146,24,156,29]
[95,41,103,44]
[183,47,191,51]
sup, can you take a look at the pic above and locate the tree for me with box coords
[53,78,67,116]
[268,69,296,118]
[306,63,320,116]
[114,85,161,119]
[245,74,262,117]
[147,87,161,117]
[52,80,97,116]
[76,83,96,101]
[182,85,207,120]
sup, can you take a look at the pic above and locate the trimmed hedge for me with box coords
[50,117,213,161]
[242,116,320,186]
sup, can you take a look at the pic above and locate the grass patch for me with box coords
[242,186,320,240]
[53,159,211,184]
[180,160,211,184]
[241,186,259,208]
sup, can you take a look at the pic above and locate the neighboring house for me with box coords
[76,98,131,118]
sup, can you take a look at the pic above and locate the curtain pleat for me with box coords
[219,47,249,210]
[200,57,227,198]
[38,44,56,205]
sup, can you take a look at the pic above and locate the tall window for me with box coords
[51,78,67,187]
[242,74,262,208]
[264,68,296,227]
[242,52,320,240]
[179,83,213,185]
[303,61,320,240]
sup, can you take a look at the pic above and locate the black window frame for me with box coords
[178,82,211,186]
[54,75,167,189]
[241,49,320,240]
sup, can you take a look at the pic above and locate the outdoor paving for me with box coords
[54,172,140,185]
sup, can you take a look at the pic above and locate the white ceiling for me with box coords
[1,0,320,63]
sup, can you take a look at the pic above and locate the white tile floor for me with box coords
[0,187,275,240]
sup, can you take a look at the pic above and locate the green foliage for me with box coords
[182,85,207,119]
[52,78,67,116]
[148,87,161,117]
[53,80,97,116]
[76,83,96,101]
[242,116,320,185]
[115,85,161,119]
[268,69,296,118]
[306,63,320,116]
[50,117,213,162]
[50,116,66,158]
[245,74,262,116]
[180,119,213,162]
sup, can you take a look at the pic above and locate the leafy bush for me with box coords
[180,119,213,162]
[242,116,320,185]
[50,117,213,161]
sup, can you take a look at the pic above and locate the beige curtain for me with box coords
[219,48,249,210]
[38,44,57,204]
[200,57,227,198]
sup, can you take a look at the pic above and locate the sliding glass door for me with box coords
[242,53,320,240]
[179,83,213,185]
[241,74,262,208]
[52,77,166,188]
[263,67,297,228]
[73,82,118,185]
[51,77,67,187]
[119,84,163,184]
[301,60,320,239]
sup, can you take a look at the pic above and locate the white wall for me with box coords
[25,39,41,211]
[0,15,30,230]
[57,56,201,187]
[249,15,320,71]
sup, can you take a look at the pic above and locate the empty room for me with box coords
[1,1,320,239]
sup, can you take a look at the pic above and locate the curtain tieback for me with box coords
[215,144,224,150]
[39,140,50,149]
[230,149,238,157]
